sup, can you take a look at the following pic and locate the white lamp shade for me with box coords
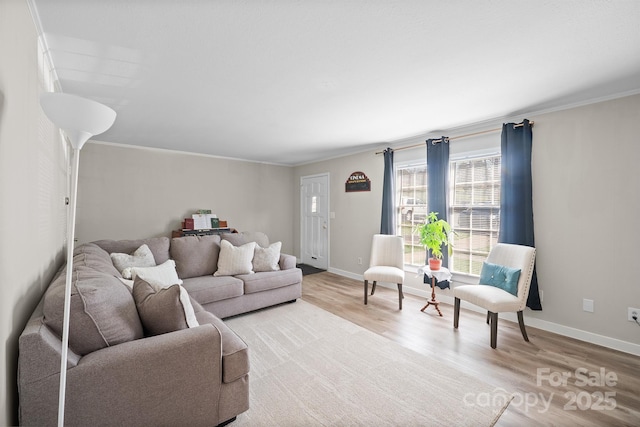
[40,92,116,149]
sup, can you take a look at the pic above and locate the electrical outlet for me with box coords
[628,307,640,322]
[583,299,594,313]
[357,257,362,265]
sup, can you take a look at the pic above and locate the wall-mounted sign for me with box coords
[345,171,371,192]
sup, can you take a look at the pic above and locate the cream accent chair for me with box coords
[363,234,405,310]
[453,243,536,348]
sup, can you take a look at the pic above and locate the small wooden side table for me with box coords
[418,266,452,317]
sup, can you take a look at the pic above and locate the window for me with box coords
[395,152,501,276]
[397,165,428,266]
[449,155,501,275]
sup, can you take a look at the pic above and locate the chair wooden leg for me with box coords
[489,312,498,349]
[397,283,403,310]
[453,297,460,329]
[371,281,377,295]
[517,310,529,342]
[486,311,491,324]
[364,280,368,305]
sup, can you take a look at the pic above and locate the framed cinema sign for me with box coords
[345,171,371,192]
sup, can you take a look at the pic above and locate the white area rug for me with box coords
[226,300,510,426]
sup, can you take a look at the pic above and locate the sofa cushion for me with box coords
[192,303,249,384]
[43,266,143,356]
[93,237,171,265]
[73,243,122,277]
[181,275,244,305]
[133,277,199,335]
[239,268,303,294]
[253,241,281,272]
[170,235,221,279]
[110,244,156,279]
[214,240,256,276]
[221,231,269,248]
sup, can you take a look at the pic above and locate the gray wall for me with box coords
[526,94,640,345]
[0,1,68,424]
[77,143,296,253]
[293,152,383,275]
[294,93,640,351]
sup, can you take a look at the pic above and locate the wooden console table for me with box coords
[418,266,452,317]
[172,228,237,238]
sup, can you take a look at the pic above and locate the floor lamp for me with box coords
[40,92,116,427]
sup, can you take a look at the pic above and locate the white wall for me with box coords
[294,94,640,353]
[0,1,68,424]
[76,143,296,253]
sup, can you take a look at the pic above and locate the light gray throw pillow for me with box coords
[253,241,282,272]
[110,244,156,279]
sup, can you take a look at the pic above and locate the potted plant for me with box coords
[414,211,453,271]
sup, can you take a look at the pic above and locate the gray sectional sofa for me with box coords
[18,231,302,426]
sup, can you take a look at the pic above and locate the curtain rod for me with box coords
[375,121,534,154]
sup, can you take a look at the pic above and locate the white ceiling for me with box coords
[32,0,640,166]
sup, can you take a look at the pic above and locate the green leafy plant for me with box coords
[414,212,453,259]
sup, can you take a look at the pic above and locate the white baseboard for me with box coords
[323,268,640,356]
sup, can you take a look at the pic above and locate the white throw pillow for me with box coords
[110,244,156,279]
[253,241,282,272]
[130,260,199,328]
[130,259,183,287]
[214,240,256,276]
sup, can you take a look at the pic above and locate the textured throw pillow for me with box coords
[130,259,183,287]
[214,240,256,276]
[110,244,156,279]
[479,261,521,296]
[132,277,199,336]
[253,241,282,272]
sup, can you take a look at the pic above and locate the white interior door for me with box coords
[301,173,329,269]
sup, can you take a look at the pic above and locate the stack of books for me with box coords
[182,209,229,231]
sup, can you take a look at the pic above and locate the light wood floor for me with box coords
[300,272,640,426]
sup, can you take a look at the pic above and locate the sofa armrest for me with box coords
[279,253,297,270]
[65,324,223,426]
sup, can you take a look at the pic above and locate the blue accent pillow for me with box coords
[479,262,521,296]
